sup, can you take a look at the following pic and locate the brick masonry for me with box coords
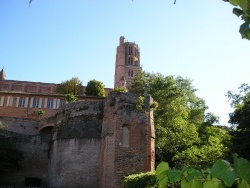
[0,92,155,188]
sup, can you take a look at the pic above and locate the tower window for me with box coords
[122,125,130,148]
[128,46,133,55]
[128,70,133,77]
[128,57,133,65]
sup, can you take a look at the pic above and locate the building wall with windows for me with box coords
[0,91,104,119]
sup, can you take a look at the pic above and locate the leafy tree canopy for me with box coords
[85,79,106,97]
[57,77,83,95]
[227,83,250,160]
[130,71,230,167]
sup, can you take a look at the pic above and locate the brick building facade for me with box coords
[0,71,106,119]
[0,37,155,188]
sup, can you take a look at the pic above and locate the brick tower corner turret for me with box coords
[100,92,155,188]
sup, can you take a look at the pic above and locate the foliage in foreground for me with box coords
[123,154,250,188]
[223,0,250,40]
[156,154,250,188]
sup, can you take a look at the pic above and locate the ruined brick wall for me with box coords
[100,92,155,188]
[0,116,39,135]
[48,100,104,188]
[0,93,155,188]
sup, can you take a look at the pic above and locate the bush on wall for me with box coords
[123,171,157,188]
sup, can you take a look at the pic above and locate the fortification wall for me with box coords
[49,138,101,188]
[0,94,155,188]
[100,92,155,187]
[0,117,39,135]
[48,100,103,188]
[0,131,51,187]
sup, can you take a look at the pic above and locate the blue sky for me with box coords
[1,0,249,126]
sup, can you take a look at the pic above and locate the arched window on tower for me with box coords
[128,70,133,77]
[128,46,133,55]
[128,57,133,65]
[122,125,130,148]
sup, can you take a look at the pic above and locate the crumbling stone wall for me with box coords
[0,93,155,188]
[48,100,104,188]
[0,117,39,135]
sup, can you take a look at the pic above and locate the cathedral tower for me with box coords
[114,36,141,89]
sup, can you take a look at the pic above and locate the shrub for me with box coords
[123,171,157,188]
[110,87,127,93]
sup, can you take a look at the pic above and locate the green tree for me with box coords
[130,73,201,166]
[0,122,23,178]
[173,125,231,168]
[130,72,230,168]
[57,77,83,95]
[85,79,106,97]
[129,70,148,95]
[227,83,250,161]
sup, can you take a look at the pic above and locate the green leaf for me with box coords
[239,21,250,39]
[167,169,182,183]
[239,179,250,188]
[233,153,240,175]
[156,162,169,177]
[238,0,248,11]
[211,160,236,187]
[229,0,239,6]
[233,8,243,17]
[156,162,169,188]
[238,157,250,181]
[203,179,221,188]
[181,179,192,188]
[185,168,203,182]
[158,177,168,188]
[191,180,203,188]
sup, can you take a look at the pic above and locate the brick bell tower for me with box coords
[114,36,141,89]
